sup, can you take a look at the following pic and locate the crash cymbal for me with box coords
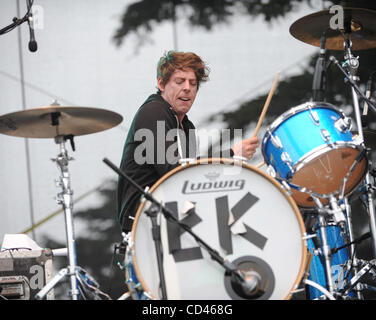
[290,7,376,50]
[0,105,123,138]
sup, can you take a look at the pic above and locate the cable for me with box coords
[304,279,336,300]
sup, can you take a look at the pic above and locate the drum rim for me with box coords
[264,142,367,201]
[264,101,343,136]
[130,157,308,300]
[268,141,365,177]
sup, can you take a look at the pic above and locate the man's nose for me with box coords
[183,80,191,91]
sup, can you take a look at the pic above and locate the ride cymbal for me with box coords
[290,7,376,50]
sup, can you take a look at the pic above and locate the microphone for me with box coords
[238,270,261,295]
[26,0,37,52]
[362,76,373,127]
[232,268,262,298]
[312,32,327,101]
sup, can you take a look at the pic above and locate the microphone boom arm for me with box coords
[330,56,376,115]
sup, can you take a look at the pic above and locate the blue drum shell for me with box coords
[262,102,353,181]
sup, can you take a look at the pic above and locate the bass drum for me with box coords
[129,158,308,300]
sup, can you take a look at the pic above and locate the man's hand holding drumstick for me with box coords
[231,72,280,161]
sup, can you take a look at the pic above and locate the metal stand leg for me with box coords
[343,43,376,258]
[55,136,80,299]
[311,196,336,296]
[364,172,376,257]
[317,214,336,295]
[344,197,363,299]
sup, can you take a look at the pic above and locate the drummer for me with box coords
[117,50,259,233]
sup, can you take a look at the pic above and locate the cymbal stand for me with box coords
[37,135,105,300]
[36,135,79,299]
[330,40,376,258]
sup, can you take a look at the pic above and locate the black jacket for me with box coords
[117,93,196,232]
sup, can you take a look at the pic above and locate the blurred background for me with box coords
[0,0,375,299]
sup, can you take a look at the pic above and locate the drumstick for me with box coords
[253,71,280,137]
[256,161,265,168]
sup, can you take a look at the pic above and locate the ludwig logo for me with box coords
[182,177,245,194]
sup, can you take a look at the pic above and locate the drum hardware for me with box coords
[316,204,336,295]
[329,43,376,258]
[269,132,283,149]
[341,259,376,296]
[37,134,109,300]
[304,194,376,299]
[35,134,80,300]
[319,128,332,144]
[178,158,197,166]
[334,115,352,133]
[280,180,292,196]
[325,197,347,237]
[281,152,293,170]
[343,197,363,299]
[266,164,276,178]
[308,107,320,125]
[103,158,260,299]
[144,202,168,300]
[232,155,248,162]
[329,55,376,128]
[306,195,358,299]
[122,236,149,300]
[339,147,369,199]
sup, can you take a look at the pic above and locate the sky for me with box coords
[0,0,320,246]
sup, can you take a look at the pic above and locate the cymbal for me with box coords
[0,105,123,138]
[290,7,376,50]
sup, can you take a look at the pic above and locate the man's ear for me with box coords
[157,77,164,92]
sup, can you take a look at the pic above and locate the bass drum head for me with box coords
[131,158,307,300]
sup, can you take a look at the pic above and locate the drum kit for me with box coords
[110,7,376,301]
[1,6,376,300]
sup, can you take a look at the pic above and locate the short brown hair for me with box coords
[157,51,210,91]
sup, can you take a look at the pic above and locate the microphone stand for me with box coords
[312,31,328,101]
[329,42,376,259]
[0,1,33,36]
[103,158,246,299]
[143,202,168,300]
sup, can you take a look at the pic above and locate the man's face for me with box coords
[158,69,198,120]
